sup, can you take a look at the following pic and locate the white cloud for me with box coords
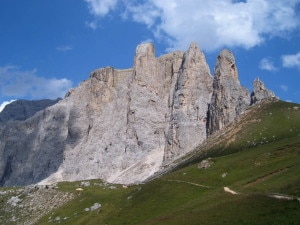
[84,0,118,16]
[123,2,161,28]
[259,58,277,71]
[0,99,16,112]
[280,84,288,92]
[0,65,73,99]
[281,52,300,69]
[85,0,300,51]
[56,45,72,52]
[85,21,99,30]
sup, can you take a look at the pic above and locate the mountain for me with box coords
[0,42,276,186]
[1,100,299,225]
[0,98,61,123]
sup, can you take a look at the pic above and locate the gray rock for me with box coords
[90,202,101,211]
[198,158,213,169]
[164,42,213,162]
[207,49,250,135]
[7,196,22,206]
[80,181,90,187]
[0,43,275,186]
[0,98,61,123]
[251,78,276,104]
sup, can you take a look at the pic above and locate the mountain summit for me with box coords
[0,43,276,186]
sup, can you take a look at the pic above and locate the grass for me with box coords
[2,100,300,224]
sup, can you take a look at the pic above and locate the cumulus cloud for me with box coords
[84,0,118,16]
[281,52,300,69]
[0,65,73,100]
[259,58,277,71]
[84,0,300,51]
[0,99,16,112]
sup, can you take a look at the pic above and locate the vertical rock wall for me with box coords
[0,43,276,186]
[207,49,250,135]
[164,43,213,162]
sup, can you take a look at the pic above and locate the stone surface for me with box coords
[0,185,74,225]
[164,42,213,162]
[198,158,213,169]
[0,43,276,186]
[251,78,276,104]
[0,98,61,123]
[207,49,250,135]
[90,202,101,211]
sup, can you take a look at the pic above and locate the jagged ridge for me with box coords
[0,43,276,186]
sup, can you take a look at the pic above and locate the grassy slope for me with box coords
[8,100,300,224]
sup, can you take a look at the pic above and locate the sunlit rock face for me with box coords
[251,78,276,104]
[0,43,275,186]
[207,49,250,135]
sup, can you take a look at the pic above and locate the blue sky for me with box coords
[1,0,300,111]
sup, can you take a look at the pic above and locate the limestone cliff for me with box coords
[0,98,61,123]
[207,49,250,135]
[0,43,276,186]
[164,43,213,162]
[251,78,276,104]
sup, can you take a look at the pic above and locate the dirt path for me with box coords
[165,179,300,203]
[244,167,290,187]
[165,179,211,188]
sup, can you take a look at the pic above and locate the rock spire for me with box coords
[251,78,276,104]
[207,49,250,135]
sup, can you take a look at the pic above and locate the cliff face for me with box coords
[164,43,213,162]
[0,43,275,186]
[0,99,61,123]
[251,78,276,104]
[207,50,250,135]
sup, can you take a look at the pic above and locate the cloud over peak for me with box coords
[84,0,300,51]
[0,65,73,100]
[259,58,277,71]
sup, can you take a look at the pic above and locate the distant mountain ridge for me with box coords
[0,43,276,186]
[0,98,61,123]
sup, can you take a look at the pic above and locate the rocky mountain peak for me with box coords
[183,42,211,73]
[134,42,155,68]
[0,99,61,123]
[207,49,250,135]
[251,78,277,104]
[135,42,155,56]
[215,49,239,81]
[0,43,276,186]
[133,42,158,92]
[90,67,115,87]
[164,42,213,162]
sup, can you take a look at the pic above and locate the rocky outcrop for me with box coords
[251,78,276,104]
[164,43,213,162]
[0,98,61,123]
[0,43,276,186]
[207,49,250,135]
